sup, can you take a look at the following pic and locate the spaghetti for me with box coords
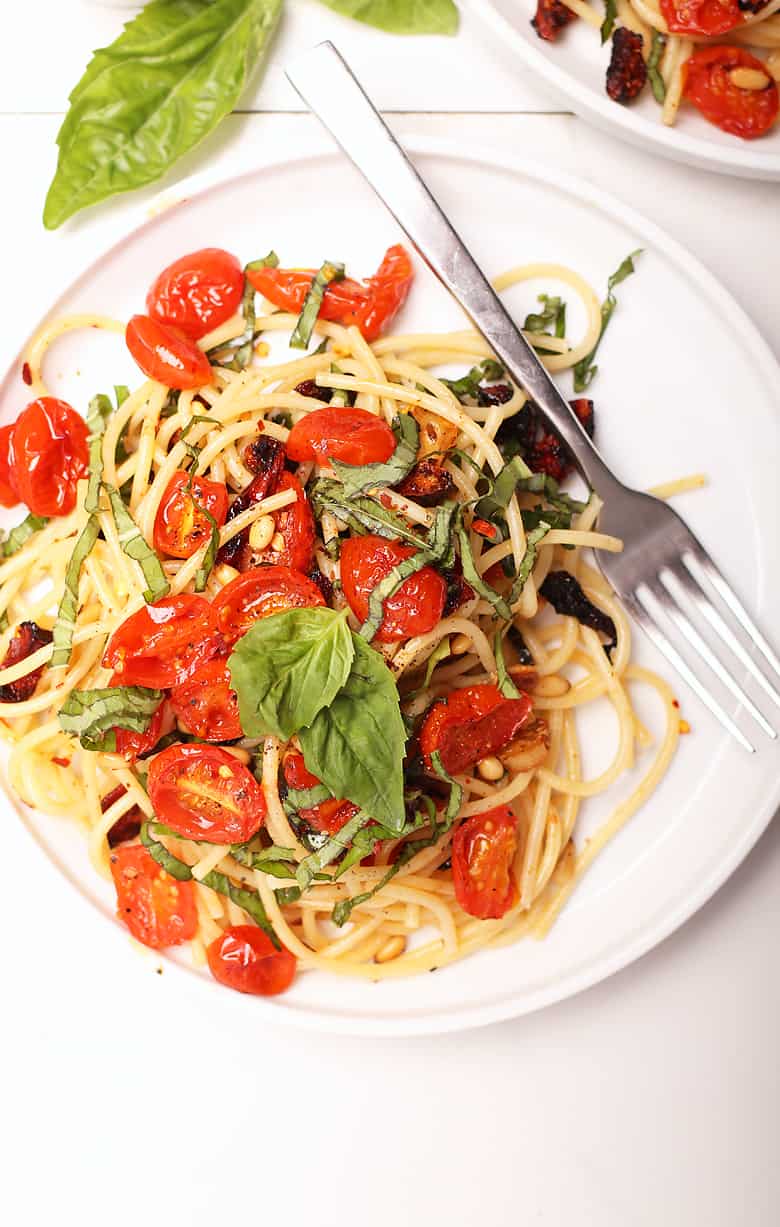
[0,244,681,996]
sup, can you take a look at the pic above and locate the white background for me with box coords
[0,3,778,1224]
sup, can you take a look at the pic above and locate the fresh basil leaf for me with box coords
[49,517,101,669]
[44,0,284,228]
[299,634,407,835]
[114,385,130,408]
[310,478,425,548]
[295,809,372,891]
[314,0,459,33]
[1,514,49,558]
[290,260,345,350]
[209,252,279,370]
[59,684,162,751]
[457,526,511,620]
[140,822,279,945]
[430,750,463,822]
[442,359,504,403]
[509,521,551,604]
[194,504,219,593]
[85,394,110,515]
[229,607,355,740]
[425,499,459,568]
[473,455,532,523]
[423,636,450,687]
[573,250,642,392]
[494,629,520,699]
[601,0,617,42]
[331,414,419,497]
[523,294,566,337]
[648,31,667,103]
[104,484,170,603]
[284,783,334,810]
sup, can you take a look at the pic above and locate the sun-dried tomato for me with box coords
[442,564,475,616]
[527,432,570,482]
[606,28,648,104]
[101,784,143,848]
[495,403,538,460]
[571,397,595,438]
[477,384,514,408]
[308,567,334,605]
[294,379,332,402]
[540,571,617,651]
[219,436,286,568]
[531,0,577,40]
[0,621,52,702]
[396,458,455,506]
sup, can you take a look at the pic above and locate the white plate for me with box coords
[472,0,780,180]
[2,138,779,1035]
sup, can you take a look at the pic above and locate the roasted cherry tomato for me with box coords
[339,534,446,643]
[110,844,198,948]
[659,0,741,36]
[247,244,414,341]
[147,743,267,844]
[169,656,242,742]
[12,397,88,517]
[153,471,229,559]
[282,748,358,835]
[146,248,244,340]
[286,407,396,466]
[126,314,213,390]
[451,806,518,920]
[207,925,296,996]
[0,424,19,507]
[213,564,325,648]
[682,46,779,139]
[0,620,52,703]
[113,694,170,762]
[420,683,533,775]
[251,472,316,573]
[103,593,221,689]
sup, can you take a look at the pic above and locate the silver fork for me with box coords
[285,42,780,753]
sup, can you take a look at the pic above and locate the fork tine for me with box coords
[665,560,780,713]
[624,588,755,753]
[656,573,776,740]
[685,548,780,682]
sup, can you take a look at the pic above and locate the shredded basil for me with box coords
[295,809,372,891]
[331,414,419,497]
[524,294,567,338]
[509,521,551,604]
[473,455,533,524]
[284,783,333,810]
[84,394,110,515]
[601,0,617,42]
[1,514,49,557]
[648,32,667,104]
[104,484,169,603]
[457,525,511,620]
[49,517,101,669]
[59,684,162,751]
[290,260,345,350]
[494,629,520,699]
[310,478,424,547]
[573,251,642,392]
[423,636,451,687]
[209,252,279,370]
[442,359,504,403]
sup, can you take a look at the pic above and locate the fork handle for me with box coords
[285,42,624,500]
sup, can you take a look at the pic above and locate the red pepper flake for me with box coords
[672,699,680,709]
[378,493,395,510]
[52,756,71,768]
[22,362,32,386]
[679,719,691,735]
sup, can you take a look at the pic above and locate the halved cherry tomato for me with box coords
[12,397,88,517]
[113,693,170,761]
[420,683,533,774]
[286,407,396,466]
[169,656,242,742]
[207,925,296,996]
[153,471,229,559]
[213,564,325,648]
[110,844,198,948]
[0,424,19,507]
[250,472,316,573]
[146,248,244,340]
[339,535,446,643]
[103,593,221,689]
[451,806,518,920]
[659,0,741,36]
[147,743,266,843]
[682,46,779,139]
[126,314,213,390]
[247,244,414,341]
[282,748,358,835]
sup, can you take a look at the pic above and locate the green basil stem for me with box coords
[648,32,667,103]
[104,484,170,603]
[49,517,101,668]
[290,261,345,350]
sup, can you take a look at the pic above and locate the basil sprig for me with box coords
[330,414,419,497]
[59,684,162,751]
[290,261,345,350]
[573,250,642,392]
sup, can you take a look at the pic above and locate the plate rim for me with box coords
[468,0,780,182]
[5,134,780,1036]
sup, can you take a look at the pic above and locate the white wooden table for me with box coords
[0,5,778,1225]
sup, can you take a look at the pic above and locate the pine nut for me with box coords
[533,674,570,698]
[249,515,275,551]
[271,532,285,552]
[220,745,251,765]
[729,67,770,90]
[213,564,239,587]
[374,935,406,964]
[218,765,234,779]
[451,632,472,655]
[477,756,505,781]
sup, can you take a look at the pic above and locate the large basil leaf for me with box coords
[314,0,459,34]
[299,635,406,834]
[44,0,283,228]
[228,607,355,741]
